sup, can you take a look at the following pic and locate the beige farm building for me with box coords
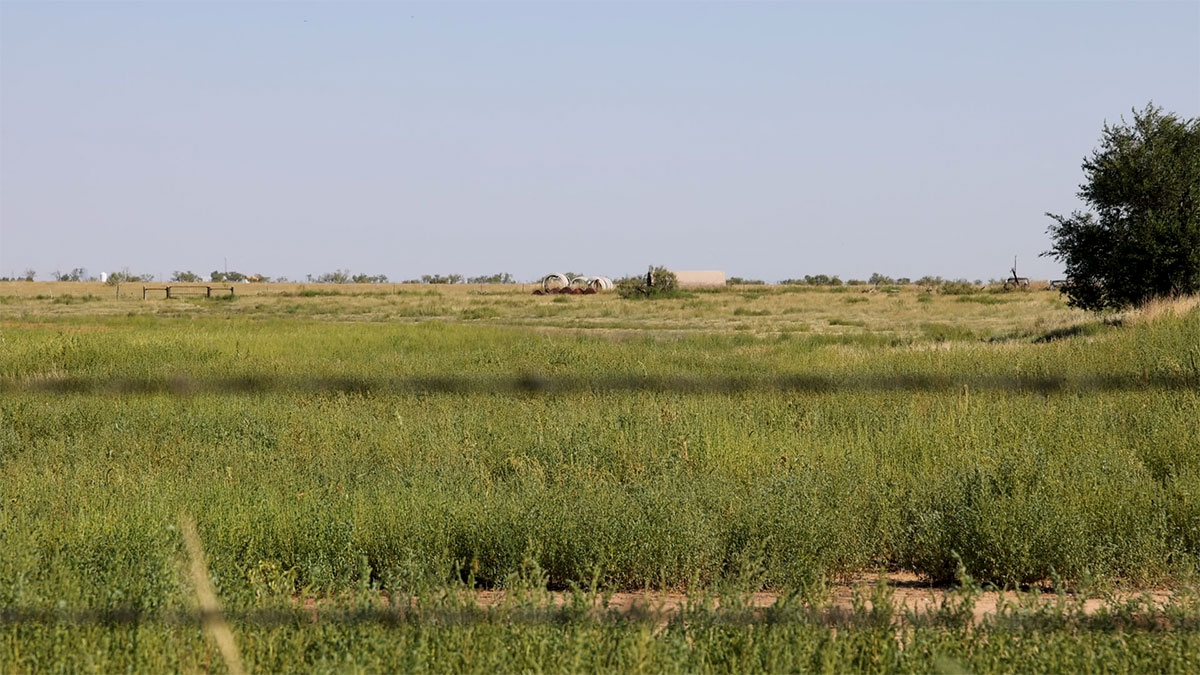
[672,270,726,288]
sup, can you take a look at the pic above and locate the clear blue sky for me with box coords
[2,1,1197,282]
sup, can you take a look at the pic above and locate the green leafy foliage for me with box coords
[52,267,89,282]
[105,270,155,284]
[467,273,516,284]
[1045,104,1200,310]
[940,281,977,295]
[420,273,464,284]
[313,269,351,283]
[780,275,843,286]
[617,266,683,299]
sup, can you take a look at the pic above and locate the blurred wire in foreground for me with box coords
[180,514,245,675]
[1,373,1196,396]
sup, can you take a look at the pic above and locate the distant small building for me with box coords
[672,270,726,288]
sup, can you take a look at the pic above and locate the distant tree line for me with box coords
[204,270,273,283]
[779,274,844,286]
[5,268,523,284]
[468,273,516,284]
[105,271,155,284]
[36,268,156,284]
[4,269,38,282]
[54,268,90,282]
[394,273,517,284]
[4,268,1008,290]
[302,270,387,283]
[771,273,987,289]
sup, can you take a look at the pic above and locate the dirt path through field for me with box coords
[468,573,1179,625]
[296,572,1184,628]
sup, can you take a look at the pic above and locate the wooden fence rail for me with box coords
[142,285,235,299]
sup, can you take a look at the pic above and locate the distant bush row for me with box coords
[1,269,1023,290]
[394,273,519,284]
[4,269,522,285]
[768,273,990,288]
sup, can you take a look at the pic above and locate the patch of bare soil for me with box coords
[469,573,1180,625]
[299,573,1184,627]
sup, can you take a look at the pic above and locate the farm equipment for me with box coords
[1002,257,1030,291]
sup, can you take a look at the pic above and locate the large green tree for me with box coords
[1044,104,1200,311]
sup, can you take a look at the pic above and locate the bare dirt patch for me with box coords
[470,573,1178,624]
[300,573,1184,627]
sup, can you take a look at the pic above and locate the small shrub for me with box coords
[957,295,1005,305]
[941,281,977,295]
[828,318,867,327]
[51,294,102,305]
[459,307,500,320]
[617,266,688,300]
[1034,321,1107,342]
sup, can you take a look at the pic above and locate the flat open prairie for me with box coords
[2,282,1199,672]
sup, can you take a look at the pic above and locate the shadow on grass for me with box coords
[4,372,1196,395]
[1034,321,1111,343]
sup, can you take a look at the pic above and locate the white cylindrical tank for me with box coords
[541,273,569,291]
[587,276,614,291]
[99,272,108,283]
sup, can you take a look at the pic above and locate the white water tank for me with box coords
[99,272,108,283]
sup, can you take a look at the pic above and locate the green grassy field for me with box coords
[2,282,1199,672]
